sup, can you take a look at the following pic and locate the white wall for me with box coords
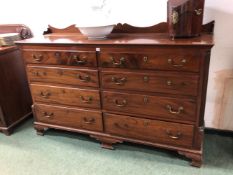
[1,0,232,130]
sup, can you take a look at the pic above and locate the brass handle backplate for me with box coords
[110,57,125,66]
[195,9,203,15]
[114,99,127,107]
[166,130,182,139]
[83,117,95,124]
[72,55,87,65]
[171,10,179,24]
[77,74,91,82]
[80,96,93,103]
[166,105,184,114]
[32,54,43,62]
[168,58,186,67]
[111,77,127,85]
[43,112,54,118]
[40,91,51,98]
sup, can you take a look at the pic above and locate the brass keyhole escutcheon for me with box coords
[143,56,148,62]
[144,96,149,104]
[143,76,149,82]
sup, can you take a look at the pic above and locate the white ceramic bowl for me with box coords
[78,25,115,40]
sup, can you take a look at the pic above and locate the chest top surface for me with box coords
[16,33,213,47]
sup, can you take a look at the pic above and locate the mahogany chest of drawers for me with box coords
[16,23,214,167]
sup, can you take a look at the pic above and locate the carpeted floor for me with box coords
[0,118,232,175]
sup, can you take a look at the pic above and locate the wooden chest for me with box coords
[16,23,214,167]
[0,24,32,135]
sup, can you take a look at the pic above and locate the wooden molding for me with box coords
[112,22,168,33]
[43,21,214,35]
[43,24,81,35]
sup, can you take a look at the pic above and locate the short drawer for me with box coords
[31,84,100,109]
[102,91,197,122]
[99,50,201,72]
[27,66,99,88]
[23,50,97,67]
[34,104,103,132]
[101,70,199,96]
[104,113,194,147]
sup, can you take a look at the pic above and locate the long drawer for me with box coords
[99,49,201,72]
[31,84,100,109]
[27,66,99,87]
[34,104,103,132]
[101,70,199,96]
[102,91,197,122]
[23,50,97,67]
[104,113,194,147]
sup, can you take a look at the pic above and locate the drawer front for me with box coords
[104,113,194,147]
[103,91,197,122]
[27,66,99,87]
[31,84,100,109]
[100,51,201,72]
[35,104,103,132]
[23,50,97,67]
[101,71,199,96]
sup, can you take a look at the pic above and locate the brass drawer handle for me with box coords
[72,55,87,65]
[83,117,95,124]
[32,54,43,62]
[114,99,127,107]
[80,96,93,103]
[110,56,125,66]
[166,130,182,139]
[114,123,129,130]
[166,105,184,114]
[111,77,127,85]
[168,58,186,67]
[40,91,51,98]
[77,74,91,82]
[43,112,54,118]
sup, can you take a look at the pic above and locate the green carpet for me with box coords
[0,118,232,175]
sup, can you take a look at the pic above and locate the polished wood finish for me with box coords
[35,104,103,132]
[16,22,214,167]
[23,50,97,67]
[0,24,32,135]
[99,48,202,72]
[101,70,199,95]
[104,113,194,147]
[102,91,197,122]
[30,84,100,109]
[27,66,99,87]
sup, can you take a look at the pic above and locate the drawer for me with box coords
[27,66,99,88]
[104,113,194,147]
[99,51,201,72]
[31,84,100,109]
[101,70,199,96]
[23,50,97,67]
[34,104,103,132]
[102,91,197,122]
